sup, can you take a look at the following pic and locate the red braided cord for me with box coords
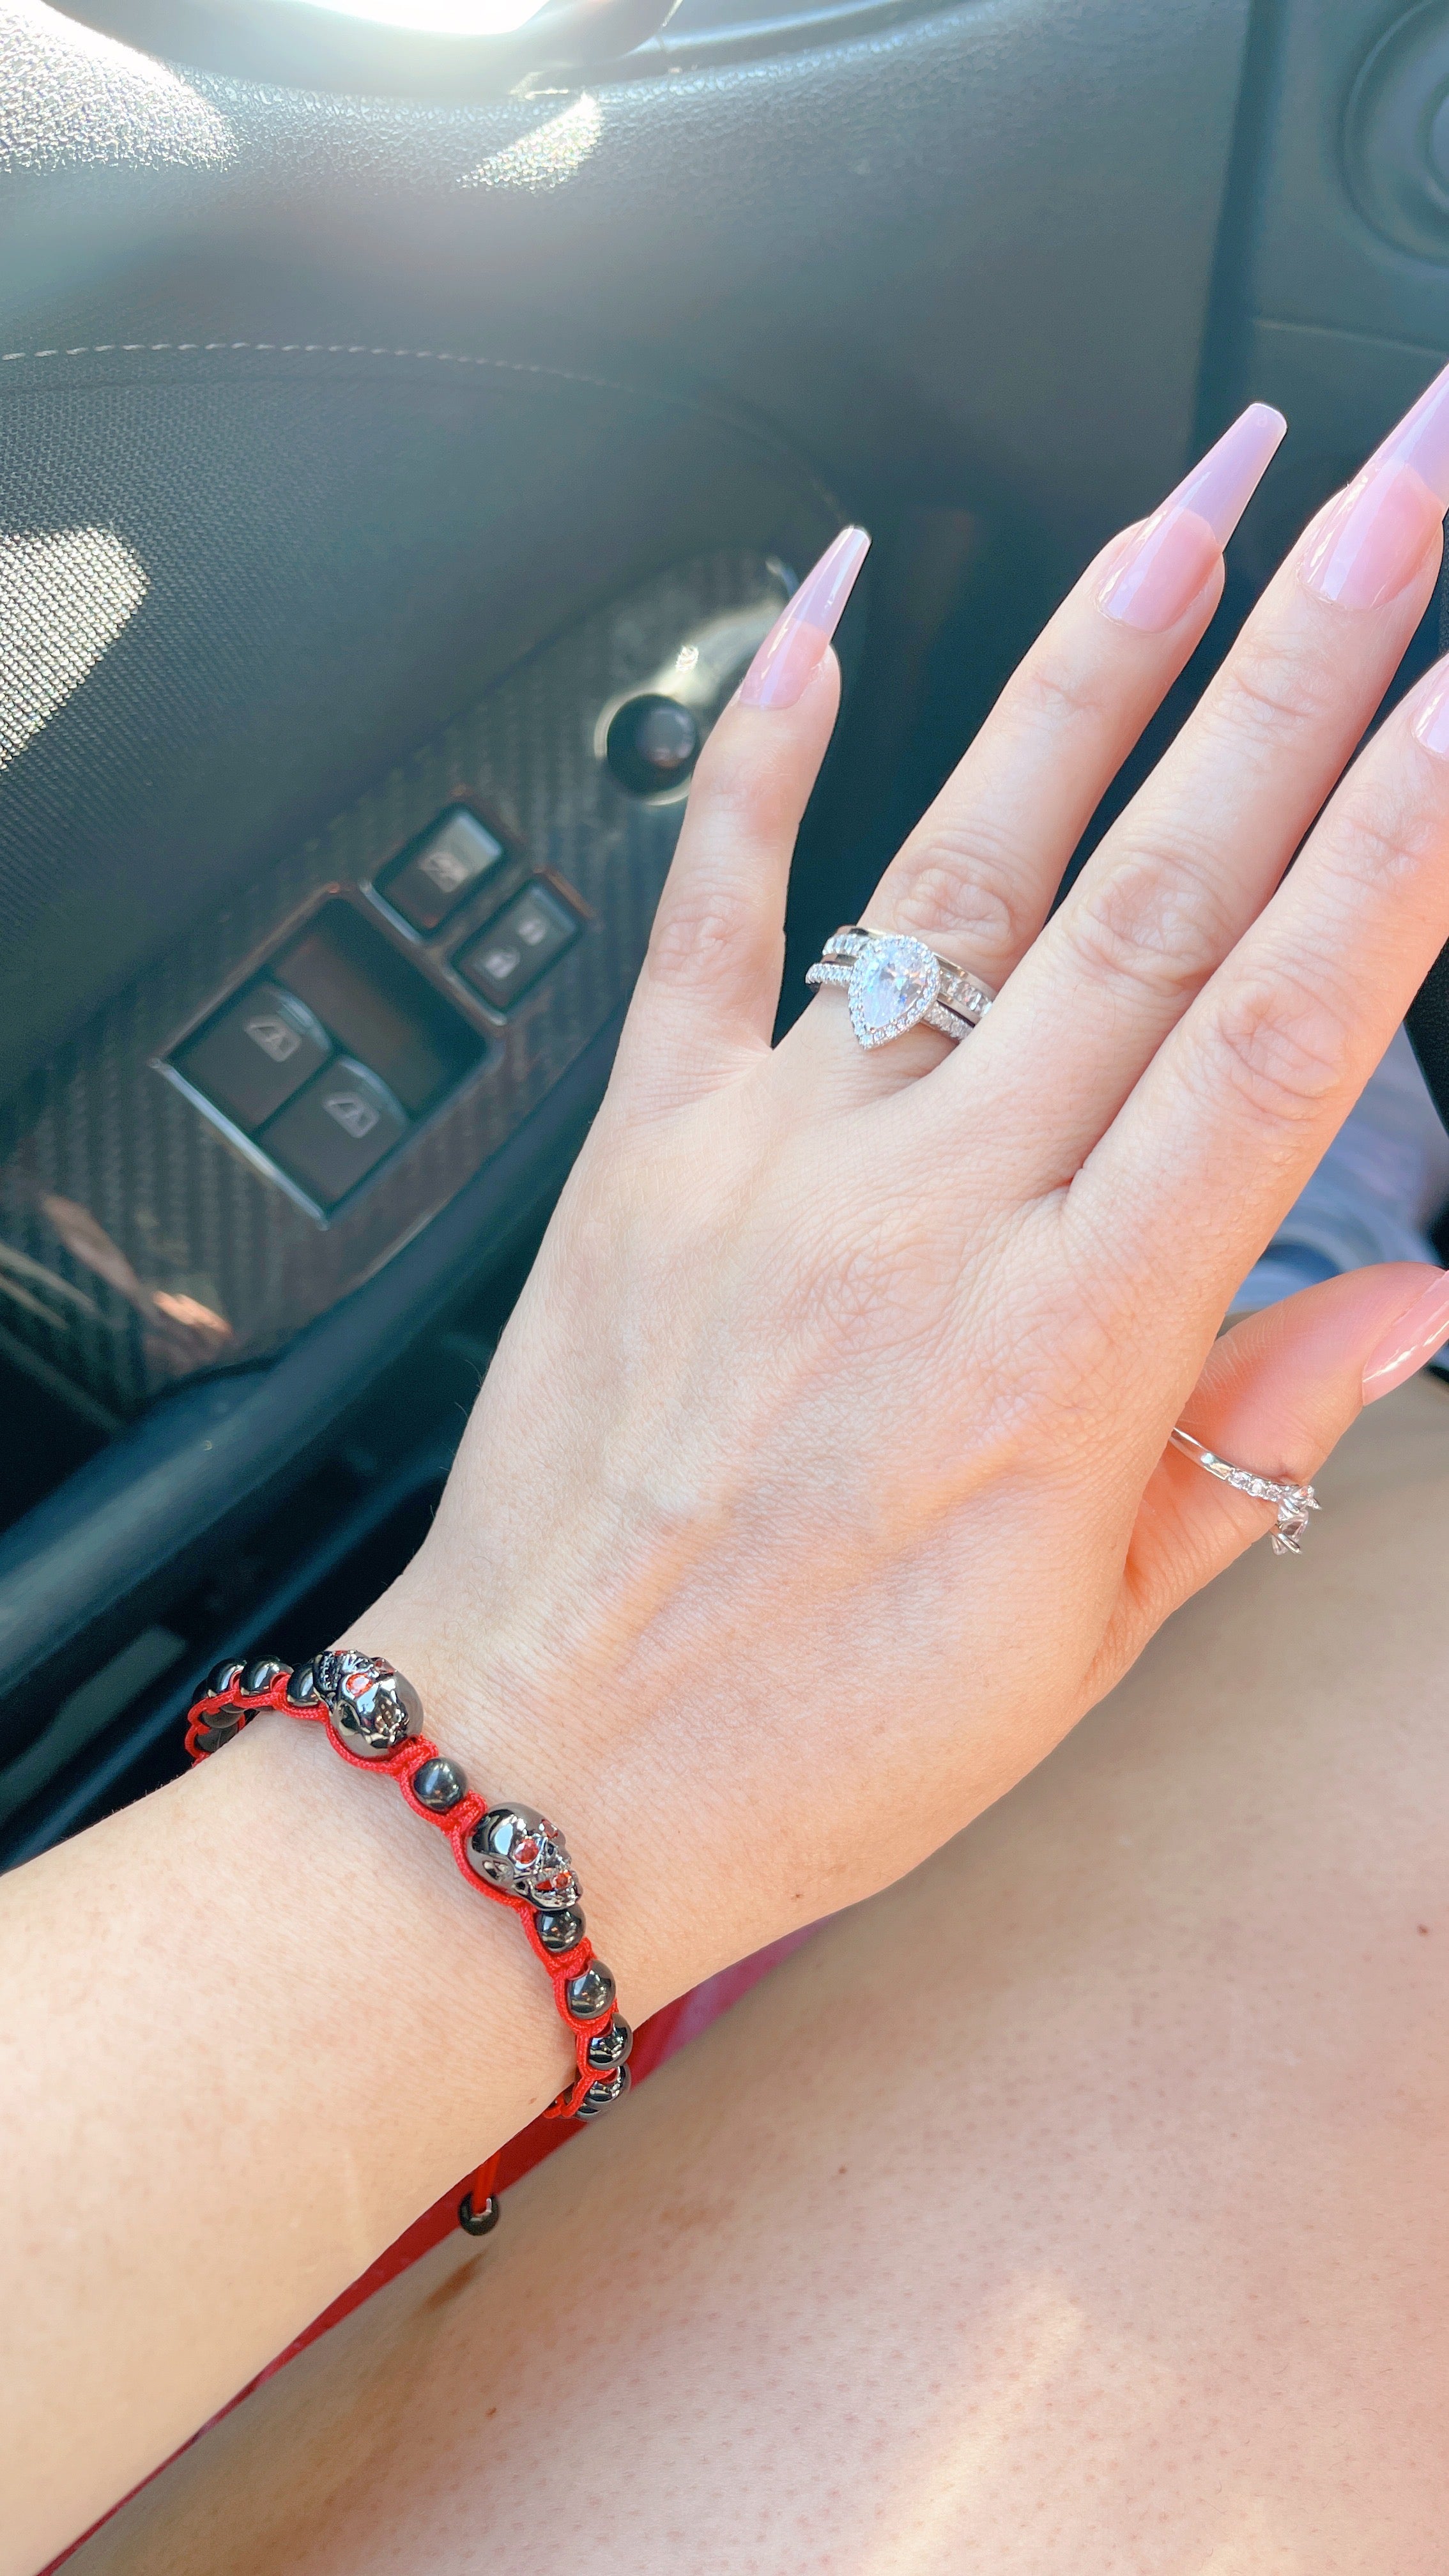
[185,1671,616,2128]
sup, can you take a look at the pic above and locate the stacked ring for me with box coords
[806,923,996,1052]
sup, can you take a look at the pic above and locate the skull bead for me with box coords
[314,1650,422,1759]
[466,1805,581,1912]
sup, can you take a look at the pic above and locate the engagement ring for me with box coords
[806,925,996,1052]
[1169,1427,1320,1556]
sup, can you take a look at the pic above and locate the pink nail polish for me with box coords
[1413,661,1449,759]
[1362,1270,1449,1400]
[738,526,870,710]
[1097,404,1286,634]
[1301,358,1449,611]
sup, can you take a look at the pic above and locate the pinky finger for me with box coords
[1095,1262,1449,1682]
[611,528,869,1118]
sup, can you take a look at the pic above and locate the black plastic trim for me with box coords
[0,1434,459,1868]
[0,1003,622,1747]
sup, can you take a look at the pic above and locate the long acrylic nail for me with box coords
[1301,358,1449,611]
[739,526,870,710]
[1362,1269,1449,1400]
[1097,404,1285,634]
[1412,657,1449,758]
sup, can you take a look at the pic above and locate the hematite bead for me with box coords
[286,1662,320,1707]
[206,1659,245,1696]
[586,2013,633,2070]
[457,2190,501,2237]
[565,1961,615,2023]
[411,1756,466,1813]
[241,1657,286,1694]
[535,1907,585,1954]
[576,2064,631,2119]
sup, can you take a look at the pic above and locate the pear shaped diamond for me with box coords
[847,935,941,1049]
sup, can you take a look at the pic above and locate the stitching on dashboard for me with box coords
[0,340,842,515]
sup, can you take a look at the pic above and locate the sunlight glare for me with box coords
[295,0,556,35]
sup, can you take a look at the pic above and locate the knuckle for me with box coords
[1329,772,1443,891]
[1210,627,1338,749]
[1008,641,1110,733]
[1208,968,1349,1129]
[647,867,766,987]
[1064,839,1235,1012]
[884,821,1031,963]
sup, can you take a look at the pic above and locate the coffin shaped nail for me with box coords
[739,526,871,710]
[1098,404,1286,633]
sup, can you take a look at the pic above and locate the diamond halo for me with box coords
[847,934,942,1050]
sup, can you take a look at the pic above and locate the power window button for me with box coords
[174,980,330,1132]
[456,883,578,1010]
[379,809,505,933]
[259,1059,409,1209]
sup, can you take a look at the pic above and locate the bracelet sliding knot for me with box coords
[184,1650,634,2232]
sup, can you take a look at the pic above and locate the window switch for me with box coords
[456,882,578,1011]
[259,1059,408,1208]
[174,980,331,1133]
[379,809,505,933]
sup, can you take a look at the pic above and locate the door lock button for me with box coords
[175,979,331,1133]
[379,808,505,933]
[456,882,578,1011]
[259,1057,409,1208]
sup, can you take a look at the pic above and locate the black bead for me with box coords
[286,1662,320,1707]
[565,1961,616,2023]
[241,1657,286,1694]
[535,1907,585,1954]
[586,2013,633,2070]
[206,1659,245,1696]
[411,1756,466,1813]
[576,2064,632,2119]
[193,1719,241,1754]
[457,2191,501,2237]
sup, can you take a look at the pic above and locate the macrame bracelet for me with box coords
[184,1650,632,2235]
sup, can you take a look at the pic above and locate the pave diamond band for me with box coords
[1169,1428,1321,1557]
[805,925,997,1052]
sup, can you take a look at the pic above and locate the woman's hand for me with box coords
[374,379,1449,2011]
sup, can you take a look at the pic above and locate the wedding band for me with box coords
[806,924,996,1052]
[1169,1427,1320,1557]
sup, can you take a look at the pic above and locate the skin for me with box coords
[6,436,1449,2571]
[73,1377,1449,2574]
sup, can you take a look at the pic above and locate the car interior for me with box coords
[5,0,1449,1875]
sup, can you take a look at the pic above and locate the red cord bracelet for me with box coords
[184,1650,632,2234]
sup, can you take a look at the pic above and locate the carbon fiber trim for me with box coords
[0,551,789,1414]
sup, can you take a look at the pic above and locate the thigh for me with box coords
[73,1380,1449,2576]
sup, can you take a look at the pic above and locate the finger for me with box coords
[611,528,868,1119]
[784,406,1285,1102]
[1089,1262,1448,1693]
[1075,651,1449,1329]
[933,358,1449,1184]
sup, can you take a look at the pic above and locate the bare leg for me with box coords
[73,1381,1449,2575]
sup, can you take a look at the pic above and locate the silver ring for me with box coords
[805,924,997,1053]
[1169,1427,1320,1557]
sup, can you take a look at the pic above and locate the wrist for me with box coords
[339,1558,745,2033]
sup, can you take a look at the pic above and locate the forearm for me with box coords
[0,1620,689,2576]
